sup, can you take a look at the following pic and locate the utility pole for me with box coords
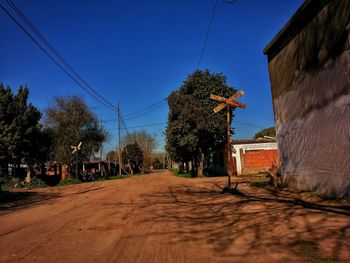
[118,101,122,176]
[210,90,246,188]
[226,106,232,188]
[99,119,102,174]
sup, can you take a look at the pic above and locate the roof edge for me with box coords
[263,0,332,60]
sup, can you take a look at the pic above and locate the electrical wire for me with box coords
[2,0,117,112]
[123,99,166,118]
[107,122,165,131]
[232,120,264,129]
[124,101,167,120]
[196,0,219,69]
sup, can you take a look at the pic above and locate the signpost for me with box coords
[71,142,82,179]
[210,90,246,188]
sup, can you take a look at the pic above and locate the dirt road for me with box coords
[0,171,349,262]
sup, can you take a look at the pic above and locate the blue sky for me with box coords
[0,0,303,154]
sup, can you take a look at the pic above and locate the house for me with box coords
[264,0,350,197]
[232,139,279,175]
[207,139,279,176]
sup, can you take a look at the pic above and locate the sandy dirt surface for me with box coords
[0,171,349,263]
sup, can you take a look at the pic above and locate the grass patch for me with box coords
[57,178,82,186]
[1,176,49,190]
[175,173,192,178]
[307,192,350,203]
[170,168,193,178]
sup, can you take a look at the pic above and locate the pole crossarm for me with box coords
[210,90,246,113]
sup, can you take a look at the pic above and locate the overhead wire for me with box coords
[3,0,171,122]
[124,101,167,120]
[1,0,117,112]
[196,0,239,69]
[123,99,166,118]
[107,122,165,131]
[196,0,219,69]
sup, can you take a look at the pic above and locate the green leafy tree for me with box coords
[44,96,107,173]
[166,70,236,176]
[122,142,143,174]
[253,127,276,139]
[0,84,49,182]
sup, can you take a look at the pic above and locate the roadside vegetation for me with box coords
[170,168,192,178]
[166,69,236,178]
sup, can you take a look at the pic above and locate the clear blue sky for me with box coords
[0,0,303,154]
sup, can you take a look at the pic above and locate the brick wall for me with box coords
[241,149,279,175]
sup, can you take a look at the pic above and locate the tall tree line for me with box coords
[0,83,107,185]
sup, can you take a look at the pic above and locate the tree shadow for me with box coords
[109,181,350,261]
[0,190,61,213]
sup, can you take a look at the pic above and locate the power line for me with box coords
[196,0,219,69]
[232,120,264,129]
[196,0,239,69]
[107,122,166,131]
[101,118,117,123]
[124,101,167,120]
[1,0,117,112]
[123,99,166,118]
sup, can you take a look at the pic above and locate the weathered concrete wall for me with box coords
[266,0,350,197]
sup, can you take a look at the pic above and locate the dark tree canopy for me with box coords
[0,84,49,178]
[166,69,237,176]
[253,127,276,139]
[122,142,143,174]
[44,96,107,165]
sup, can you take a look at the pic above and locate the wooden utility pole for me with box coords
[226,106,232,188]
[99,119,103,173]
[118,101,122,176]
[210,90,246,188]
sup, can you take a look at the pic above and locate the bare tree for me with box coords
[122,130,157,172]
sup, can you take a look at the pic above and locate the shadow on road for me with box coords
[0,190,61,213]
[111,181,350,261]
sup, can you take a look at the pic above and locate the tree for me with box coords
[253,127,276,139]
[166,69,236,176]
[44,96,107,173]
[0,84,50,182]
[106,150,118,163]
[122,142,143,174]
[123,130,156,170]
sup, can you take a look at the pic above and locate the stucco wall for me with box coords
[266,0,350,197]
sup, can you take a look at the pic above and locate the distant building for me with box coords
[264,0,350,197]
[207,139,279,176]
[232,139,279,175]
